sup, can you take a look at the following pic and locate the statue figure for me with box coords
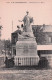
[23,11,33,32]
[18,11,34,38]
[19,11,33,32]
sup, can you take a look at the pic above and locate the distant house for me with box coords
[11,29,21,56]
[32,24,52,45]
[11,29,21,44]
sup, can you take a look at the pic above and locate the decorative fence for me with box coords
[14,57,39,66]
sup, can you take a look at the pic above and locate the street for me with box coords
[0,66,52,80]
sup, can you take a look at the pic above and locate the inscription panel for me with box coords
[16,43,37,49]
[16,42,37,56]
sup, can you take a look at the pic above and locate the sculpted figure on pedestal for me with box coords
[18,11,34,38]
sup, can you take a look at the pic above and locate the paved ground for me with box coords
[0,66,52,80]
[0,55,52,80]
[0,69,52,80]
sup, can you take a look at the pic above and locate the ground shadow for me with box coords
[2,65,51,70]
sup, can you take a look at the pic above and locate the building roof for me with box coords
[32,24,52,32]
[43,25,52,32]
[37,45,52,50]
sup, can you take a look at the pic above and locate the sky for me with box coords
[0,0,52,40]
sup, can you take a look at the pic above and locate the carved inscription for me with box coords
[23,45,29,53]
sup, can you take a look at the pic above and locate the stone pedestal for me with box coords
[14,35,39,66]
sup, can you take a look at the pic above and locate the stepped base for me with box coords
[14,40,39,66]
[14,56,39,66]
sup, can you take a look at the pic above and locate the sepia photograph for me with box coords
[0,0,52,80]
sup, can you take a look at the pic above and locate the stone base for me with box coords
[14,40,39,66]
[16,41,37,56]
[14,56,39,66]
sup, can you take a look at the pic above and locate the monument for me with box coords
[14,11,39,66]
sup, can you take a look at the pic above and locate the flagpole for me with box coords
[0,17,2,40]
[12,20,13,33]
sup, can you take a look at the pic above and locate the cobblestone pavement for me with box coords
[0,67,52,80]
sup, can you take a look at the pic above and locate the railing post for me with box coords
[18,58,19,66]
[30,57,31,66]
